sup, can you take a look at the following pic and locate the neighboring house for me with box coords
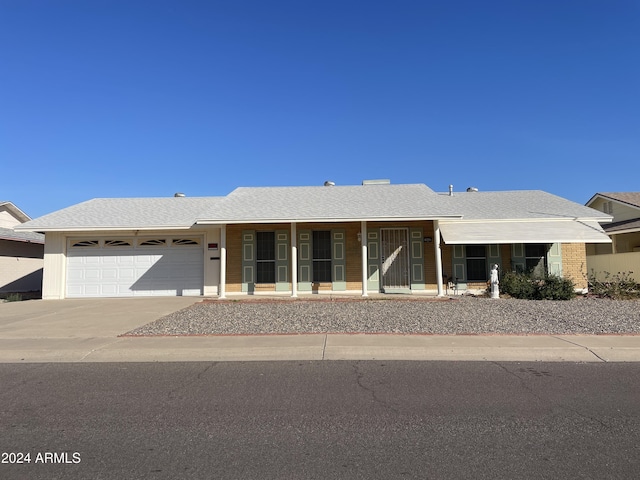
[0,201,45,294]
[15,181,611,299]
[585,192,640,282]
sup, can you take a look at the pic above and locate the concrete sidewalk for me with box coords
[1,297,640,363]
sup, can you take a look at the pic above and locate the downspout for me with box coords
[434,220,444,296]
[219,225,227,299]
[291,222,298,297]
[361,221,368,297]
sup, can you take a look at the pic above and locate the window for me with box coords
[71,240,99,247]
[312,231,332,282]
[466,245,487,281]
[139,239,166,246]
[104,239,132,247]
[525,244,546,277]
[173,238,200,246]
[256,232,275,283]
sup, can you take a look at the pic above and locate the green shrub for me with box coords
[501,271,536,299]
[537,274,576,300]
[500,271,575,300]
[588,270,640,300]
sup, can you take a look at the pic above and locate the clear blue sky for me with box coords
[2,0,638,218]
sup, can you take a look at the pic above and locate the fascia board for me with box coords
[441,217,612,224]
[585,193,604,207]
[195,215,464,225]
[14,225,194,232]
[608,227,640,235]
[457,237,612,244]
[2,202,32,223]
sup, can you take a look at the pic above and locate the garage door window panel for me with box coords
[105,239,132,247]
[139,239,167,247]
[173,238,200,246]
[70,240,100,248]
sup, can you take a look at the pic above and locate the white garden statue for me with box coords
[490,264,500,299]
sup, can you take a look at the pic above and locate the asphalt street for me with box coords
[2,361,639,479]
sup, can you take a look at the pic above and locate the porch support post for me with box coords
[291,222,298,297]
[219,224,227,299]
[361,221,368,297]
[434,220,444,297]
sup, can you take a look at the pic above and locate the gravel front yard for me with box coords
[124,296,640,336]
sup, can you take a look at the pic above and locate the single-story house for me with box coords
[585,192,640,282]
[16,181,612,299]
[0,201,45,294]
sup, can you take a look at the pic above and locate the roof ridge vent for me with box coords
[466,187,479,192]
[362,179,390,185]
[174,192,186,197]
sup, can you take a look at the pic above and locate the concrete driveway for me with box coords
[0,297,199,338]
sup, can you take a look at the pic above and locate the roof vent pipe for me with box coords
[466,187,479,192]
[174,192,186,197]
[448,185,453,196]
[323,181,335,187]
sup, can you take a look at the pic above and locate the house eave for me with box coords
[14,225,195,233]
[195,215,464,225]
[0,236,45,245]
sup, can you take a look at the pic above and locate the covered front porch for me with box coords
[214,220,449,299]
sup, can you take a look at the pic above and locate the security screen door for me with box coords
[380,228,410,292]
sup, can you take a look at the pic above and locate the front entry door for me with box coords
[380,228,410,293]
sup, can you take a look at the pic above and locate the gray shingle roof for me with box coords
[197,184,462,223]
[15,185,610,232]
[0,227,44,243]
[16,197,225,231]
[436,190,612,221]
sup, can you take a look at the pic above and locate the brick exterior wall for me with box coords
[562,242,588,289]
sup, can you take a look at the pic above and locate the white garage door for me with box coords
[66,237,203,298]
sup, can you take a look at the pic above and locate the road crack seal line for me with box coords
[551,336,608,363]
[491,361,613,429]
[167,362,219,399]
[352,362,399,414]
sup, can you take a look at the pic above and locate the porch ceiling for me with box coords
[439,220,612,244]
